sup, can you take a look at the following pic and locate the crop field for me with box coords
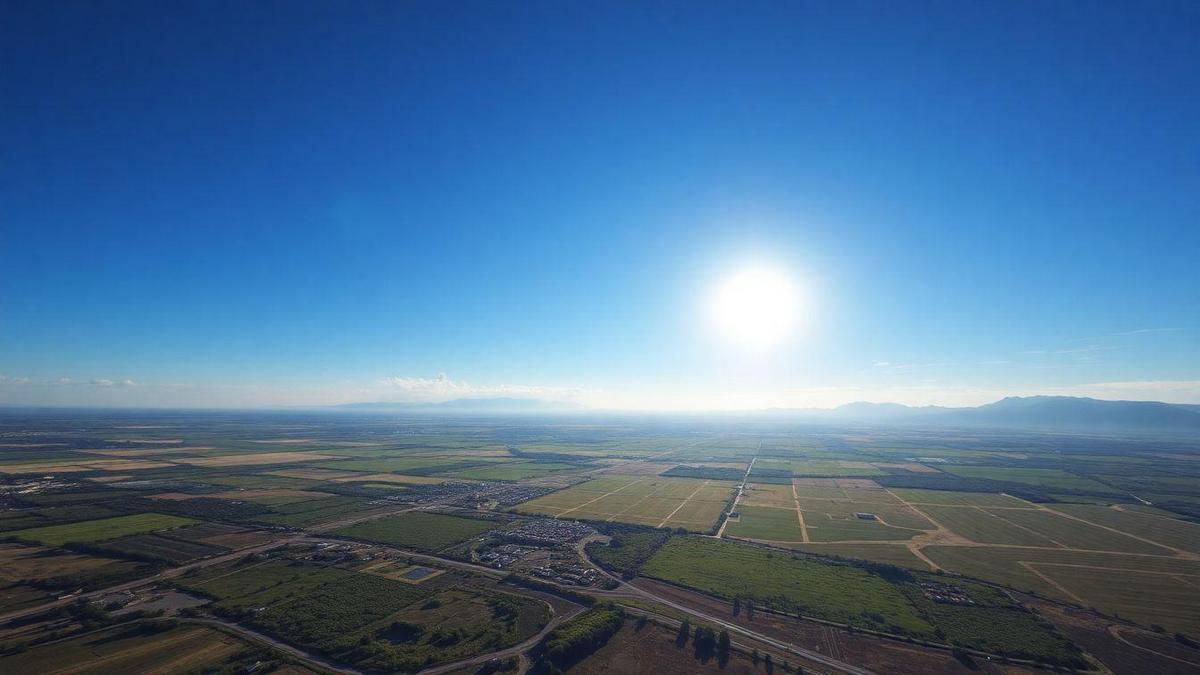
[2,623,257,675]
[724,504,804,540]
[332,511,499,551]
[203,488,336,505]
[988,507,1173,554]
[942,466,1115,492]
[922,545,1200,634]
[312,457,496,474]
[513,475,734,531]
[440,460,580,481]
[256,495,375,527]
[888,488,1029,507]
[0,458,175,473]
[96,533,225,563]
[331,472,448,484]
[1049,504,1200,553]
[642,536,934,634]
[173,451,340,466]
[10,513,198,546]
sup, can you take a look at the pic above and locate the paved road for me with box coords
[0,499,440,625]
[183,617,362,675]
[417,597,586,675]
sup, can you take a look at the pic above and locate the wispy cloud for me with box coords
[0,375,31,385]
[379,373,581,403]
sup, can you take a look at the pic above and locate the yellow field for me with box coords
[0,459,174,474]
[515,475,734,531]
[173,451,337,466]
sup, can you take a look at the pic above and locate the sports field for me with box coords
[513,475,734,531]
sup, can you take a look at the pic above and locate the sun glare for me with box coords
[708,263,801,350]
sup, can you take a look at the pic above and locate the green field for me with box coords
[440,460,579,481]
[332,511,498,551]
[641,536,934,635]
[10,513,197,546]
[724,505,804,541]
[922,545,1200,634]
[943,466,1115,492]
[1048,504,1200,553]
[180,557,548,670]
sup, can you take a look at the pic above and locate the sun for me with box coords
[708,263,801,350]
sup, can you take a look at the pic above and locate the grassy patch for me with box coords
[332,511,498,551]
[9,513,197,546]
[641,537,933,635]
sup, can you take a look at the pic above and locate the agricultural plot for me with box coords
[642,537,934,635]
[986,507,1173,554]
[787,542,932,569]
[942,466,1115,493]
[724,504,804,541]
[332,511,499,551]
[173,451,339,467]
[889,488,1029,507]
[513,475,734,532]
[0,542,149,612]
[439,460,579,481]
[1,623,259,675]
[10,513,197,546]
[331,472,448,484]
[1048,504,1200,554]
[922,545,1200,634]
[95,533,226,563]
[0,458,175,473]
[256,495,374,527]
[919,504,1057,546]
[314,457,501,474]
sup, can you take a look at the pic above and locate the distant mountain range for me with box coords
[810,395,1200,433]
[332,394,1200,433]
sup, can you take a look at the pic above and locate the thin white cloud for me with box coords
[379,373,582,403]
[0,375,31,385]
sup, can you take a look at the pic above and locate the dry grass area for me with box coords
[0,459,174,474]
[0,543,129,582]
[603,462,678,475]
[89,474,135,483]
[360,560,447,583]
[173,451,338,466]
[105,439,184,444]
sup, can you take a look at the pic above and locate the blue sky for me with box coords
[2,1,1198,408]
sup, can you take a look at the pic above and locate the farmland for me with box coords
[9,513,197,547]
[1,409,1199,673]
[514,475,734,532]
[331,511,499,551]
[1,623,263,674]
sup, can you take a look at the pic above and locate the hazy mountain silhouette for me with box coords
[825,395,1200,432]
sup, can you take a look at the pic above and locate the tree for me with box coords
[746,599,755,621]
[718,630,730,654]
[752,648,759,664]
[764,653,774,674]
[733,596,741,616]
[677,618,691,646]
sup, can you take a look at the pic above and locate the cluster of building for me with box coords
[499,518,593,544]
[918,581,976,605]
[530,560,603,587]
[478,543,536,568]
